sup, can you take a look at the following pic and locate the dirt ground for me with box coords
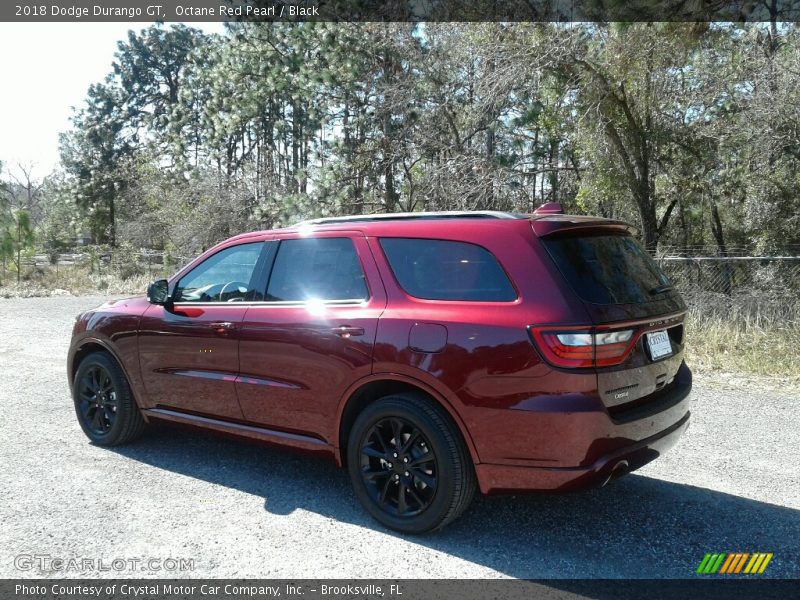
[1,296,797,579]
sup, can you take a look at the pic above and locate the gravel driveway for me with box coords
[1,296,798,579]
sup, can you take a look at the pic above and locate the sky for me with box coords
[0,22,222,182]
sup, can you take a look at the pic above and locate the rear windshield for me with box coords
[542,234,671,305]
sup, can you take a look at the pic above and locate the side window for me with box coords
[174,242,265,303]
[266,238,368,302]
[379,238,517,301]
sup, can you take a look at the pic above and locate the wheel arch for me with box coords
[69,338,139,406]
[335,374,480,468]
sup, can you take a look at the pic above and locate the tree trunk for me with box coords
[531,125,540,210]
[109,193,116,248]
[356,114,367,213]
[678,199,689,256]
[709,195,732,295]
[380,53,398,212]
[383,120,398,213]
[292,101,300,194]
[16,218,21,284]
[639,203,659,254]
[548,138,559,202]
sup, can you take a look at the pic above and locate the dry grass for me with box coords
[683,291,800,381]
[0,264,154,298]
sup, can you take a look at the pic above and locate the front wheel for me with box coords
[347,393,476,534]
[73,351,145,446]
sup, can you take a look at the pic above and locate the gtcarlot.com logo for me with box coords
[696,552,773,575]
[14,554,195,573]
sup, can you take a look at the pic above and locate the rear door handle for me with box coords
[332,325,365,338]
[210,321,235,332]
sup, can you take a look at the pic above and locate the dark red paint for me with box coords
[68,214,692,494]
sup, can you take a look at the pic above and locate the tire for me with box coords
[72,351,145,446]
[347,392,476,534]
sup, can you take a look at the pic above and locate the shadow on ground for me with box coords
[111,423,800,579]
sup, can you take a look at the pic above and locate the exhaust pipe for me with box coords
[601,460,630,487]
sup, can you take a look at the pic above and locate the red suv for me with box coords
[68,208,692,533]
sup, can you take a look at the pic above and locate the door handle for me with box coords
[210,321,235,333]
[332,325,365,338]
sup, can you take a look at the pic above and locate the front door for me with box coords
[138,241,269,419]
[237,233,386,441]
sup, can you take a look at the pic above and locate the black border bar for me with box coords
[3,0,800,22]
[2,579,799,600]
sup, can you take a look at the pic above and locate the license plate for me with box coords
[646,330,672,360]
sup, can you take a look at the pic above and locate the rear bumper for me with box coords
[475,410,690,494]
[472,362,693,494]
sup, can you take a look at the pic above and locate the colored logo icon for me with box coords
[697,553,773,574]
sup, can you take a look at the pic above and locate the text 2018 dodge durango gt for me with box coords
[68,206,692,533]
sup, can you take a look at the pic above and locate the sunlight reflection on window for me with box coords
[305,297,327,316]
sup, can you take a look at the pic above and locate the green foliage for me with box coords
[3,22,798,269]
[60,24,207,246]
[110,241,145,280]
[37,174,86,260]
[1,209,35,284]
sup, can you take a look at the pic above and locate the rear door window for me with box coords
[266,237,368,302]
[379,238,516,301]
[542,234,672,304]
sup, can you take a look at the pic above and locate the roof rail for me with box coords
[293,210,522,227]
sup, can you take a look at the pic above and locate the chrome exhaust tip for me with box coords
[601,460,630,487]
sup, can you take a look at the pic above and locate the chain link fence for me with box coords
[655,254,800,325]
[27,248,192,279]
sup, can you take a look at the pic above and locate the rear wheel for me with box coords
[73,351,145,446]
[347,393,475,533]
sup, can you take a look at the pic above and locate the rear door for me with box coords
[236,231,386,441]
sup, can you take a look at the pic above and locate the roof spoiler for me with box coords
[532,203,564,215]
[532,215,637,238]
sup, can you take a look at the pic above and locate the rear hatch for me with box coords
[531,216,687,418]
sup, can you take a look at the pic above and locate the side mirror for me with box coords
[147,279,171,305]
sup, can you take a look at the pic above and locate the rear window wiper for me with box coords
[649,284,674,295]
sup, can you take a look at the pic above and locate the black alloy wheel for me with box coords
[73,351,145,446]
[347,393,476,533]
[77,364,119,435]
[359,416,438,517]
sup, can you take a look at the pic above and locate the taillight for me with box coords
[530,326,636,368]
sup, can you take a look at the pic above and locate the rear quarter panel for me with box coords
[366,221,599,464]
